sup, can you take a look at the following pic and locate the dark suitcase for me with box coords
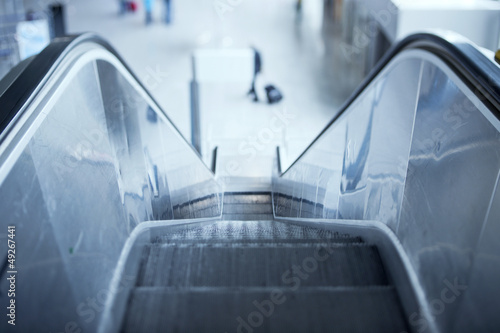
[264,84,283,104]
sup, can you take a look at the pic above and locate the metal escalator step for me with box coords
[223,192,272,204]
[223,203,273,214]
[172,194,221,219]
[122,286,409,333]
[151,220,358,242]
[221,193,273,219]
[155,237,363,245]
[222,213,275,220]
[136,243,388,287]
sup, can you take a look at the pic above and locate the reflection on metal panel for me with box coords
[337,95,374,220]
[273,49,500,333]
[274,54,422,223]
[97,59,222,220]
[362,58,422,230]
[399,59,500,332]
[98,59,165,223]
[28,62,130,323]
[453,170,500,332]
[0,147,77,332]
[0,44,221,332]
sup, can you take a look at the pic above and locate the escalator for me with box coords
[0,32,499,333]
[121,193,407,332]
[122,219,407,332]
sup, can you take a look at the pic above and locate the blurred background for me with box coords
[1,0,499,168]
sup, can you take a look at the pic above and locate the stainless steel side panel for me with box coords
[398,59,500,332]
[0,44,221,332]
[453,170,500,332]
[274,53,422,225]
[274,49,500,332]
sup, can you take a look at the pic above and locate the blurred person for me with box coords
[119,0,127,15]
[164,0,172,24]
[247,47,262,102]
[26,10,43,21]
[120,1,137,15]
[144,0,154,25]
[296,0,302,11]
[246,47,284,104]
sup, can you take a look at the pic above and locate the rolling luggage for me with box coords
[265,84,283,104]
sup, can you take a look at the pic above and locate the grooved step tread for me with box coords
[136,243,387,287]
[151,220,357,241]
[222,213,275,221]
[122,287,409,333]
[121,220,408,332]
[223,193,272,204]
[223,203,273,214]
[153,237,363,245]
[221,193,273,220]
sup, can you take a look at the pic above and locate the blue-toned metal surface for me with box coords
[453,170,500,332]
[274,53,422,224]
[398,58,500,332]
[0,42,221,332]
[360,58,421,230]
[273,48,500,332]
[26,61,132,332]
[0,147,77,332]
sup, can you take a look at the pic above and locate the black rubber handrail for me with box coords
[0,34,87,137]
[280,32,500,176]
[0,33,212,173]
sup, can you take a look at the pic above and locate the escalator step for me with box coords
[124,221,406,331]
[221,193,274,220]
[136,243,388,287]
[222,213,275,221]
[156,237,363,245]
[151,220,359,242]
[172,194,221,219]
[223,193,272,204]
[122,286,408,333]
[223,203,273,214]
